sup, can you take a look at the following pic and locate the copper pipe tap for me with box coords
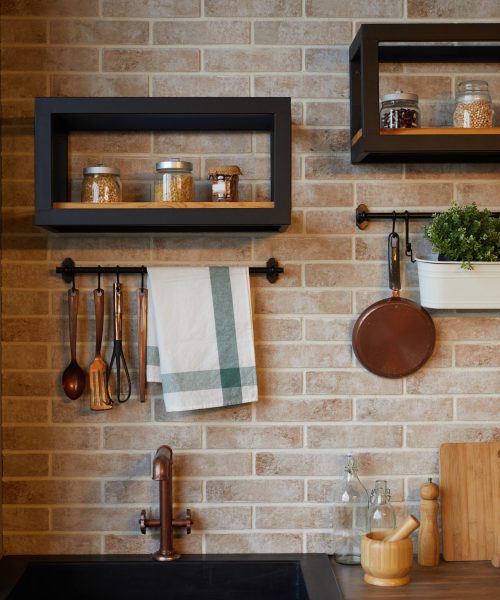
[139,445,192,561]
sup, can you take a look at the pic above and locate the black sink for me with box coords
[0,555,343,600]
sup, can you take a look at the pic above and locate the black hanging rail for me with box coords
[356,203,500,230]
[56,257,284,284]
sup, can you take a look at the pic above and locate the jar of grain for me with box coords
[453,80,494,128]
[207,165,242,201]
[81,164,122,203]
[154,160,194,202]
[380,91,420,129]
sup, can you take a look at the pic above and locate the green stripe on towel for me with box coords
[161,366,256,394]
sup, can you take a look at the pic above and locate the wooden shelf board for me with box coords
[379,127,500,136]
[53,201,274,209]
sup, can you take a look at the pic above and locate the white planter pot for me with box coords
[416,258,500,309]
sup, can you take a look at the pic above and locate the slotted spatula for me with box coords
[90,287,112,411]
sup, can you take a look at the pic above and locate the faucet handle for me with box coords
[173,508,192,534]
[139,509,147,534]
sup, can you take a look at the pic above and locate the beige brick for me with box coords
[0,99,34,120]
[357,182,454,208]
[152,237,252,262]
[204,48,301,72]
[456,397,500,421]
[308,424,402,448]
[52,452,150,477]
[49,236,151,263]
[305,155,403,180]
[305,102,350,127]
[1,181,35,206]
[293,128,349,153]
[105,479,202,504]
[2,317,65,343]
[306,532,336,554]
[357,397,453,422]
[3,426,100,450]
[255,21,350,45]
[205,532,302,553]
[70,131,151,154]
[255,74,348,99]
[405,163,500,180]
[1,371,59,397]
[104,425,202,450]
[306,0,403,17]
[254,236,352,261]
[435,317,500,341]
[308,478,404,503]
[205,0,301,17]
[457,183,500,207]
[256,505,333,529]
[1,0,98,15]
[50,74,149,96]
[2,397,49,423]
[3,480,102,504]
[103,48,199,72]
[292,181,353,208]
[2,507,50,532]
[174,452,252,477]
[2,154,34,179]
[2,236,48,260]
[154,20,250,44]
[0,19,46,43]
[455,344,500,367]
[305,263,385,288]
[256,452,344,476]
[1,47,98,72]
[256,397,351,422]
[356,451,438,476]
[253,318,302,342]
[257,370,303,396]
[191,506,252,530]
[1,344,49,371]
[406,425,499,447]
[153,75,249,97]
[2,453,49,477]
[257,343,351,369]
[153,131,251,154]
[3,534,101,555]
[50,19,149,44]
[206,479,303,502]
[103,0,199,17]
[53,507,137,532]
[254,289,351,315]
[305,47,349,72]
[305,318,353,341]
[306,371,403,395]
[156,401,252,423]
[380,75,452,100]
[205,156,268,180]
[206,425,302,449]
[1,290,49,316]
[104,533,202,554]
[408,0,500,18]
[407,370,500,395]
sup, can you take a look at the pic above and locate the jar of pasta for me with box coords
[154,160,194,203]
[81,164,122,203]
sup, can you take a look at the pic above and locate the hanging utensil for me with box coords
[61,277,86,400]
[90,271,112,411]
[106,277,132,403]
[138,268,148,403]
[352,227,436,378]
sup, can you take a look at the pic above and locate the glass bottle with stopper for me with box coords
[368,480,396,532]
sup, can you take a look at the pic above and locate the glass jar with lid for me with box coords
[380,91,420,129]
[81,164,122,203]
[453,80,494,128]
[154,159,194,203]
[368,480,396,533]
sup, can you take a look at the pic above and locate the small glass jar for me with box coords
[81,164,122,203]
[368,480,396,533]
[207,165,242,202]
[154,160,194,202]
[453,80,494,128]
[380,91,420,129]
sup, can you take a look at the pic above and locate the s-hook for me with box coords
[404,211,416,263]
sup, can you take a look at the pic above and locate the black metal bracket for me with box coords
[56,257,284,285]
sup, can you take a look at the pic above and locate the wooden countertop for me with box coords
[331,559,500,599]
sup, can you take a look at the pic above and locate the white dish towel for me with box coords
[146,266,258,412]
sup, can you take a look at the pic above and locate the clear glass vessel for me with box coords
[154,159,194,202]
[453,80,494,128]
[81,164,122,203]
[368,480,396,532]
[333,455,369,565]
[380,91,420,129]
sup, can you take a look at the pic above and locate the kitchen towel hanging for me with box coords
[146,267,258,412]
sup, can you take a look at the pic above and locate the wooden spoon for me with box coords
[62,288,86,400]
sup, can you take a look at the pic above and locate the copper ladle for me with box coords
[62,287,86,399]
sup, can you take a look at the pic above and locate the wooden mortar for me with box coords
[361,531,414,587]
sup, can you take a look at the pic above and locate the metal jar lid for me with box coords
[380,91,419,103]
[156,159,193,172]
[83,164,120,176]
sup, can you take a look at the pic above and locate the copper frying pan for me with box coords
[352,232,435,378]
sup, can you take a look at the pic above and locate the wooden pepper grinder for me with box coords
[418,478,440,566]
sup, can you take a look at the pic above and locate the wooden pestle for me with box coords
[418,478,440,566]
[384,515,420,542]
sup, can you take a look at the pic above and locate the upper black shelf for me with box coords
[35,96,291,232]
[349,23,500,163]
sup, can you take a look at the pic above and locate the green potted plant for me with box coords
[416,202,500,309]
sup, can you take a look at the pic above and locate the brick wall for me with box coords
[1,0,500,555]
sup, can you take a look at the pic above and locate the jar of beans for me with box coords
[453,80,494,128]
[380,91,420,129]
[81,164,122,203]
[154,160,194,203]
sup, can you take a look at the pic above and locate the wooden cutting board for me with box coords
[440,442,500,561]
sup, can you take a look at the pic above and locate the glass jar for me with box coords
[368,480,396,533]
[154,160,194,202]
[333,455,369,565]
[453,80,494,128]
[380,91,420,129]
[81,164,122,203]
[207,165,242,202]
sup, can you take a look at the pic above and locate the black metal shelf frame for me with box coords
[35,96,291,232]
[349,23,500,163]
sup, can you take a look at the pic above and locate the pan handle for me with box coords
[388,232,401,293]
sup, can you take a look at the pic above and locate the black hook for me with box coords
[97,265,102,291]
[404,211,416,263]
[141,266,146,292]
[391,211,397,234]
[71,272,76,292]
[116,267,120,287]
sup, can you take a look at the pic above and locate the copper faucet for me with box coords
[139,445,192,561]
